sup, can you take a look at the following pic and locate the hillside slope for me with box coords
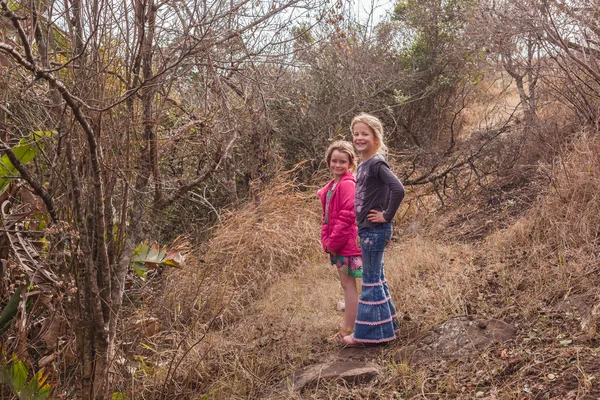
[121,134,600,399]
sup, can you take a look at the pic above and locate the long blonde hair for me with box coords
[325,140,358,172]
[350,113,388,156]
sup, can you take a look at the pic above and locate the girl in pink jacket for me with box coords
[317,141,362,344]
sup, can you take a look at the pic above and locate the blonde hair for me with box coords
[325,140,358,172]
[350,113,388,156]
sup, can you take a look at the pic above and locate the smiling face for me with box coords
[329,149,351,180]
[352,121,379,159]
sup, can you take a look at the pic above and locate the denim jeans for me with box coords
[353,222,399,343]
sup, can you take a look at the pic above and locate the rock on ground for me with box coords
[402,316,517,363]
[291,361,380,391]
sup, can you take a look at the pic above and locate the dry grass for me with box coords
[115,131,600,399]
[179,235,478,399]
[497,130,600,253]
[155,175,323,324]
[386,237,476,329]
[118,175,336,397]
[460,72,522,133]
[118,178,481,398]
[480,131,600,326]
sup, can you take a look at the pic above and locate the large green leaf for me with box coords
[8,356,27,390]
[0,355,52,400]
[0,287,21,334]
[21,370,51,400]
[0,131,53,196]
[130,242,186,279]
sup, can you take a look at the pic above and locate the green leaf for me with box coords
[23,375,41,398]
[129,241,185,279]
[132,262,148,279]
[28,370,51,400]
[34,370,48,389]
[37,384,52,400]
[6,0,19,11]
[0,131,53,196]
[9,356,28,390]
[0,355,52,399]
[146,245,161,262]
[140,343,155,352]
[0,287,21,334]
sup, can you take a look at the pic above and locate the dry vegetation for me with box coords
[115,175,329,397]
[5,0,600,397]
[107,125,600,399]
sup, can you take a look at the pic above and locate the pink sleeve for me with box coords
[326,180,357,253]
[318,185,329,252]
[321,216,328,252]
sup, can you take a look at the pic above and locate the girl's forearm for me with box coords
[379,168,405,221]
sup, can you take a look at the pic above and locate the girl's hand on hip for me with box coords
[367,209,387,223]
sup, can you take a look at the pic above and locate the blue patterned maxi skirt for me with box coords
[353,222,399,343]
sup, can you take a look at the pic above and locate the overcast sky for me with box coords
[353,0,395,26]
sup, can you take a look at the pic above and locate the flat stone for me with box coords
[400,316,517,363]
[339,345,386,358]
[292,361,380,391]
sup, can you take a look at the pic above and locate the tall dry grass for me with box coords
[115,167,478,398]
[512,130,600,252]
[120,165,497,398]
[482,130,600,325]
[117,131,600,399]
[122,176,339,397]
[158,177,322,323]
[385,237,476,330]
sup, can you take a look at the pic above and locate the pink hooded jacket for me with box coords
[317,172,362,257]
